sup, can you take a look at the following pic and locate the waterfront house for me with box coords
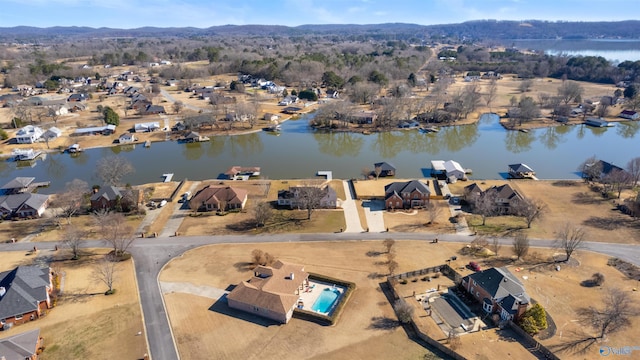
[0,266,53,328]
[444,160,466,181]
[508,163,536,179]
[619,110,639,120]
[0,328,43,359]
[461,267,530,321]
[348,111,377,124]
[118,133,136,144]
[90,186,140,212]
[1,177,35,194]
[384,180,430,210]
[584,118,610,127]
[277,184,337,209]
[190,185,248,212]
[484,184,523,214]
[15,126,44,144]
[227,260,308,324]
[0,193,50,218]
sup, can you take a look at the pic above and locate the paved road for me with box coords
[2,233,639,360]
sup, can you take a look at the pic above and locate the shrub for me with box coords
[400,279,408,285]
[0,128,8,140]
[393,299,414,323]
[592,272,605,286]
[432,272,441,279]
[518,303,548,335]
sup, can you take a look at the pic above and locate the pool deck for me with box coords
[297,280,345,315]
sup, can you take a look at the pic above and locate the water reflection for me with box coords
[44,154,66,180]
[370,132,407,158]
[539,126,567,150]
[505,131,535,153]
[183,142,205,160]
[616,121,640,138]
[440,124,479,152]
[314,131,363,157]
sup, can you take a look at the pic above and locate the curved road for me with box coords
[2,233,638,360]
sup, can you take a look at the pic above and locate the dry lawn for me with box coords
[383,201,455,234]
[159,241,472,360]
[447,180,640,243]
[353,178,436,199]
[0,248,147,360]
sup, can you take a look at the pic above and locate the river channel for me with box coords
[2,113,639,193]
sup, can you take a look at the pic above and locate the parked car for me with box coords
[468,261,481,272]
[158,200,167,208]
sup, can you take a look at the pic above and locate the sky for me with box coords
[1,0,640,29]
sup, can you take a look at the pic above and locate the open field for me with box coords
[353,178,437,199]
[158,240,640,359]
[447,179,640,243]
[0,248,147,360]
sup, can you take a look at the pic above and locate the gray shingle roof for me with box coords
[374,162,396,171]
[465,267,530,314]
[0,266,51,320]
[90,186,122,202]
[0,177,35,191]
[0,328,40,360]
[508,163,534,173]
[0,193,49,214]
[384,180,429,200]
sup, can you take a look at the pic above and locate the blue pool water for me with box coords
[311,288,341,314]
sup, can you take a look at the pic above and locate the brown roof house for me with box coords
[0,266,53,329]
[384,180,430,210]
[227,260,308,324]
[461,267,530,321]
[0,328,43,360]
[189,185,248,212]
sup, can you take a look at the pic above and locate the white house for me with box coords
[444,160,466,181]
[42,127,62,140]
[15,126,44,144]
[134,122,161,132]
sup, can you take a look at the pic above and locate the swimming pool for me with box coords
[311,288,341,314]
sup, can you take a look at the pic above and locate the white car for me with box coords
[158,200,167,208]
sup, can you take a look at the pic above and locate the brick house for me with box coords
[0,328,43,359]
[384,180,430,210]
[90,186,140,212]
[0,266,53,329]
[461,267,530,321]
[189,185,248,212]
[227,260,308,324]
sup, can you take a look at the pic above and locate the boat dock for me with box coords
[144,140,151,148]
[316,170,333,180]
[162,173,174,182]
[12,149,43,161]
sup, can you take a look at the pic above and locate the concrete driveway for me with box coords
[340,180,364,233]
[362,200,387,232]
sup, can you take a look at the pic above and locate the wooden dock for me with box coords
[316,170,333,180]
[144,140,151,148]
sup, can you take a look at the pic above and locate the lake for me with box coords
[509,39,640,62]
[2,113,639,193]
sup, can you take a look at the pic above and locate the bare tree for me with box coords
[374,165,383,180]
[484,79,498,112]
[512,232,530,260]
[474,191,496,226]
[63,225,86,260]
[554,223,585,262]
[425,202,441,225]
[579,156,602,182]
[518,79,533,93]
[361,167,371,179]
[296,184,327,220]
[514,198,547,228]
[47,106,60,124]
[92,210,135,257]
[490,237,501,256]
[54,179,89,224]
[387,260,399,275]
[253,201,273,227]
[602,169,631,199]
[393,298,414,323]
[595,103,609,118]
[383,238,396,253]
[172,100,184,114]
[447,329,461,350]
[577,289,639,341]
[626,157,640,186]
[558,81,584,105]
[93,255,120,294]
[95,155,135,186]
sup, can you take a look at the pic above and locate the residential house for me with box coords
[90,186,139,212]
[172,121,187,132]
[348,111,378,124]
[278,95,299,106]
[0,266,53,328]
[130,98,152,111]
[134,122,161,133]
[182,131,208,142]
[118,133,136,144]
[461,267,530,321]
[141,104,165,115]
[68,102,86,112]
[50,104,69,116]
[619,110,639,120]
[123,86,140,96]
[508,163,535,179]
[373,162,396,177]
[582,159,626,181]
[463,183,483,203]
[73,124,116,136]
[67,93,87,102]
[384,180,430,210]
[42,127,62,141]
[277,185,338,209]
[1,177,35,195]
[569,108,583,117]
[15,126,44,144]
[227,260,308,324]
[484,184,524,214]
[264,113,280,122]
[0,193,49,218]
[190,185,248,212]
[0,328,43,359]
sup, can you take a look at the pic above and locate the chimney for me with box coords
[0,286,5,298]
[290,272,294,280]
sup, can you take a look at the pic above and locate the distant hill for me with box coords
[1,20,640,41]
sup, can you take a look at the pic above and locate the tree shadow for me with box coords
[548,330,598,355]
[368,316,400,330]
[582,216,626,230]
[233,261,253,273]
[572,192,603,205]
[366,250,382,257]
[552,180,580,187]
[368,272,385,279]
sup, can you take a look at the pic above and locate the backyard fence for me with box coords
[506,320,561,360]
